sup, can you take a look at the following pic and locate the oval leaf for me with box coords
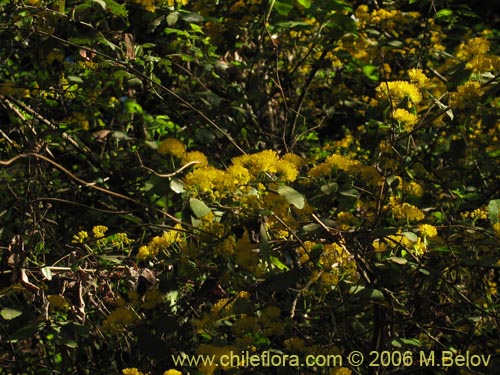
[189,197,211,218]
[1,307,23,320]
[278,185,305,209]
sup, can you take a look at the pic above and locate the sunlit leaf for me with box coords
[189,198,211,218]
[278,185,305,209]
[0,307,23,320]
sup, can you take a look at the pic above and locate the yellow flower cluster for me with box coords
[72,230,89,244]
[168,0,188,7]
[418,224,438,239]
[137,224,183,261]
[157,138,186,158]
[408,68,431,89]
[92,225,108,238]
[184,151,299,199]
[163,370,182,375]
[387,196,425,222]
[356,5,419,29]
[181,151,208,168]
[232,150,299,182]
[376,81,423,106]
[392,108,418,131]
[451,81,483,110]
[384,232,428,256]
[461,207,488,221]
[457,37,491,60]
[309,154,380,185]
[103,307,138,333]
[493,223,500,240]
[297,241,357,287]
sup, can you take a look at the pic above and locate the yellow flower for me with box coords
[163,370,182,375]
[181,151,208,168]
[376,80,423,106]
[405,181,424,197]
[103,307,138,333]
[122,369,148,375]
[282,153,304,168]
[392,108,418,131]
[330,367,352,375]
[372,239,388,253]
[388,196,425,222]
[92,225,108,238]
[72,230,89,244]
[493,222,500,239]
[157,138,186,158]
[450,81,483,110]
[418,224,438,239]
[408,68,431,88]
[412,237,427,256]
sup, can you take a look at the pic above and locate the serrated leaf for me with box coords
[278,185,305,209]
[1,307,23,320]
[189,198,211,218]
[41,266,53,281]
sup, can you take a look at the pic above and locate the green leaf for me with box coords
[123,100,143,114]
[278,185,305,209]
[170,178,184,194]
[349,286,385,301]
[392,338,422,347]
[296,0,311,8]
[488,199,500,224]
[189,198,211,218]
[10,323,45,342]
[436,9,453,18]
[402,231,418,242]
[67,75,83,83]
[1,307,23,320]
[41,266,53,281]
[388,257,408,265]
[362,65,379,81]
[273,0,294,16]
[167,12,179,26]
[270,256,290,271]
[103,0,128,16]
[321,182,338,194]
[92,0,106,9]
